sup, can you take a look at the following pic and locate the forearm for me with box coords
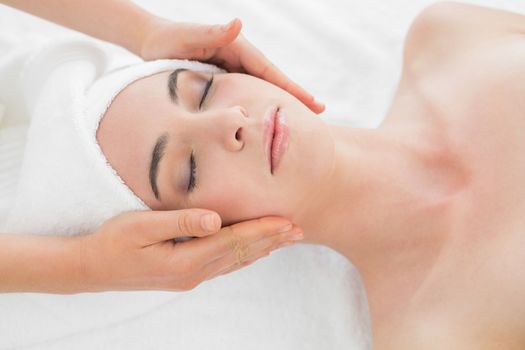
[0,233,86,294]
[0,0,156,56]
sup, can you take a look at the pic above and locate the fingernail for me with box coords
[201,213,220,232]
[222,18,236,32]
[314,99,324,107]
[277,223,293,233]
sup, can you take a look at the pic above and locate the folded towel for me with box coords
[0,39,371,350]
[2,39,221,236]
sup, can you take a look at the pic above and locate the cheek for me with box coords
[195,172,280,227]
[274,105,336,214]
[213,76,283,109]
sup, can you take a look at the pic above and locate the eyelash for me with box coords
[198,74,214,110]
[188,150,197,192]
[189,74,213,192]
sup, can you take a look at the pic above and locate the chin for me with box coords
[275,105,335,209]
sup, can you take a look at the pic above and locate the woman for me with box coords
[95,2,524,348]
[0,0,317,294]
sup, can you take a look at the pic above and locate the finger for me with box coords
[311,100,326,114]
[217,243,293,277]
[237,40,324,114]
[211,256,259,278]
[211,252,268,278]
[198,223,303,279]
[167,219,299,283]
[182,18,242,51]
[208,224,302,266]
[204,248,271,281]
[204,240,298,281]
[127,209,222,247]
[177,216,294,265]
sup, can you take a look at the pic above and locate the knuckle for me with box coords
[198,48,209,59]
[259,64,271,78]
[177,214,194,235]
[275,231,289,243]
[246,220,267,240]
[226,222,241,235]
[237,245,250,261]
[187,48,205,60]
[228,233,243,254]
[120,212,146,232]
[258,62,276,78]
[249,217,272,233]
[221,225,236,239]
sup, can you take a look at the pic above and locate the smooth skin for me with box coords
[0,0,315,293]
[372,3,525,348]
[97,2,525,348]
[0,212,303,293]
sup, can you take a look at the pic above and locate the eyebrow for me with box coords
[148,69,188,200]
[168,68,187,104]
[149,68,192,200]
[149,132,169,200]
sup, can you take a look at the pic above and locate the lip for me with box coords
[263,106,278,173]
[263,106,289,174]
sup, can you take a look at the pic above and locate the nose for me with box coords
[194,105,248,151]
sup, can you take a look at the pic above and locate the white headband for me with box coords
[3,40,223,236]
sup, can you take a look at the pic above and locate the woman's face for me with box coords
[97,69,335,226]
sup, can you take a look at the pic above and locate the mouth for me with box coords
[264,106,289,175]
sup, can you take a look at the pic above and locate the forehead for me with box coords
[104,72,171,128]
[95,69,217,206]
[95,71,177,203]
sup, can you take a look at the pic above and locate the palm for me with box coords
[141,19,324,114]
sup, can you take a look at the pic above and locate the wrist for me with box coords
[138,15,173,61]
[119,6,160,58]
[0,233,92,294]
[73,234,90,293]
[73,233,104,293]
[53,234,94,294]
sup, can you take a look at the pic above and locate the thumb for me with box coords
[184,18,242,50]
[130,209,222,246]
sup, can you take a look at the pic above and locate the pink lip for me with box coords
[263,107,289,174]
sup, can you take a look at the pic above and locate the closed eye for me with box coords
[188,151,197,192]
[198,74,214,110]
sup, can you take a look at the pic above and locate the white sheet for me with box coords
[1,0,524,349]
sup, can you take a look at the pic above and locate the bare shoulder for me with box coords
[403,2,525,77]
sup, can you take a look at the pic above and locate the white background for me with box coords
[1,1,524,349]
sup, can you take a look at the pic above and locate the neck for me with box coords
[291,122,468,329]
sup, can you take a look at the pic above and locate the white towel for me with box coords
[0,38,371,350]
[2,39,221,236]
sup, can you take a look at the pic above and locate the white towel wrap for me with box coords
[2,39,222,236]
